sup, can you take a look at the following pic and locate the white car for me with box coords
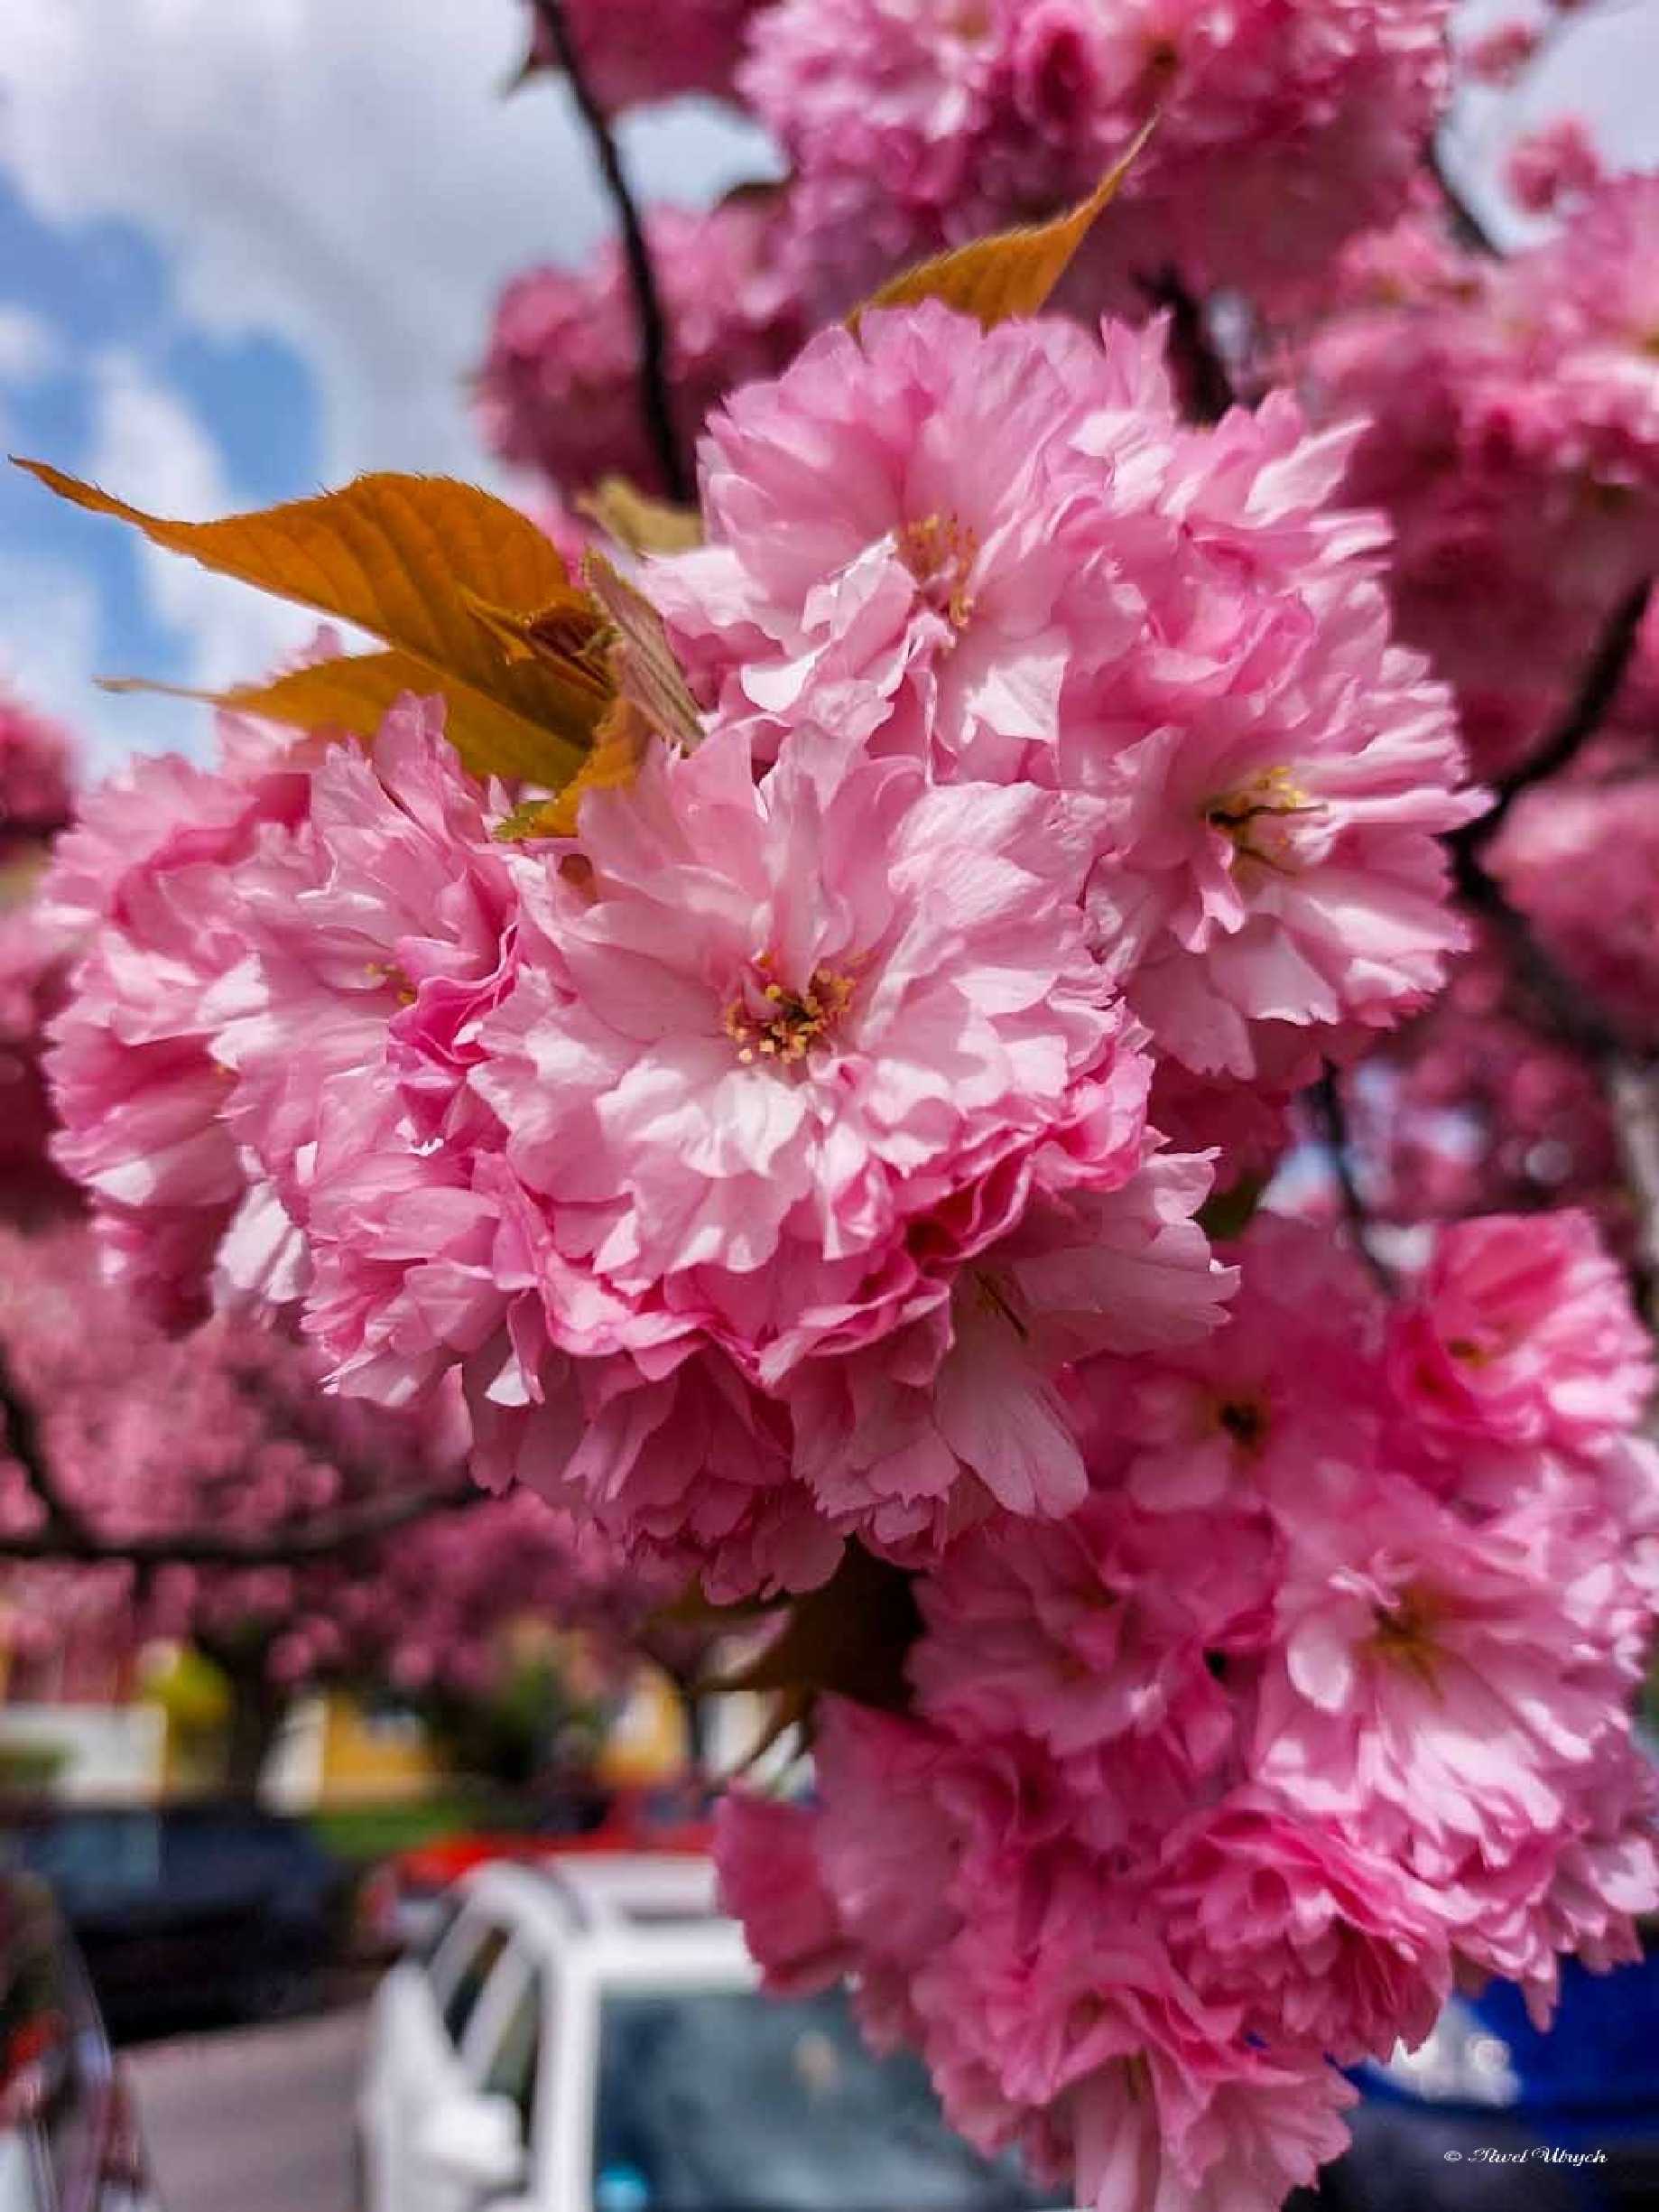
[357,1853,1071,2212]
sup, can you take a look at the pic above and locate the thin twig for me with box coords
[1456,579,1652,859]
[0,1478,488,1568]
[0,1337,92,1544]
[1429,133,1502,259]
[1143,269,1236,424]
[1310,1065,1393,1294]
[529,0,690,500]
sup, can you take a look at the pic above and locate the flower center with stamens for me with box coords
[1370,1587,1441,1682]
[1203,767,1321,869]
[724,957,856,1067]
[897,513,980,631]
[1216,1394,1270,1454]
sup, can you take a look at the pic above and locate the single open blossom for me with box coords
[42,721,320,1324]
[786,1157,1232,1557]
[473,733,1157,1369]
[1386,1211,1654,1459]
[1155,1794,1450,2062]
[1506,114,1602,214]
[452,728,1225,1575]
[1253,1480,1640,1873]
[652,304,1123,776]
[1460,20,1541,86]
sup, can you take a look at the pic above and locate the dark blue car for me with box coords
[1321,1947,1659,2212]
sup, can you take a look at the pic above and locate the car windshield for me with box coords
[592,1984,1070,2212]
[8,1813,162,1908]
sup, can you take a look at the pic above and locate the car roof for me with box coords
[458,1853,755,1985]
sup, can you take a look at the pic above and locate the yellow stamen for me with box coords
[724,963,857,1068]
[1204,767,1321,870]
[897,513,980,631]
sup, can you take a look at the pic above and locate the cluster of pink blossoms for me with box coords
[42,293,1659,2208]
[0,1218,467,1683]
[718,1210,1659,2210]
[50,305,1477,1605]
[1293,173,1659,776]
[739,0,1453,312]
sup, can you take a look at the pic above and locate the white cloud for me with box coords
[0,305,61,386]
[0,546,181,770]
[85,353,320,694]
[1445,0,1659,246]
[0,0,774,481]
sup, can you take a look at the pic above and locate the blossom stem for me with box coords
[529,0,691,501]
[1311,1065,1392,1294]
[0,1338,94,1545]
[1144,269,1236,424]
[1460,578,1653,855]
[1429,135,1502,257]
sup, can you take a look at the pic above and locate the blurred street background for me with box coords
[130,2012,366,2212]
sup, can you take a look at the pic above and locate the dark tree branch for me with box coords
[1445,577,1654,1069]
[1310,1065,1392,1294]
[1456,578,1653,860]
[1441,582,1659,1314]
[1450,840,1624,1068]
[1143,269,1236,424]
[0,1338,92,1545]
[0,1476,488,1569]
[1429,133,1502,259]
[529,0,690,501]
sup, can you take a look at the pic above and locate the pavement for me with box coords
[127,2006,367,2212]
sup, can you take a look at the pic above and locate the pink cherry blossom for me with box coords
[741,0,1452,312]
[520,0,766,112]
[42,721,320,1324]
[654,304,1477,1086]
[1460,19,1542,86]
[785,1158,1233,1557]
[1506,114,1602,214]
[652,303,1122,776]
[1490,767,1659,1053]
[1386,1211,1653,1459]
[0,689,75,860]
[711,1790,854,1994]
[1253,1480,1634,1873]
[1155,1793,1450,2061]
[459,732,1191,1531]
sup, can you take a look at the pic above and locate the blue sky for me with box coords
[0,0,1653,772]
[0,0,769,767]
